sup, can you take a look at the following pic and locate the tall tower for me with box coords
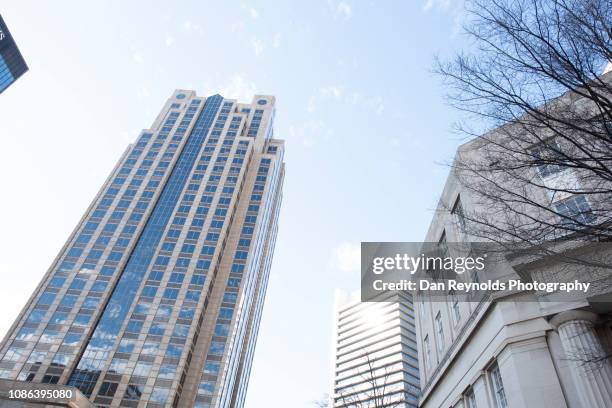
[0,91,285,408]
[330,293,420,408]
[0,14,28,94]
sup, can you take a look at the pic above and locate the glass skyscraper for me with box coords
[0,14,28,94]
[0,91,285,408]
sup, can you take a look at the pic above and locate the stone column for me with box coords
[550,310,612,408]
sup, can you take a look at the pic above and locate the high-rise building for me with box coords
[0,91,285,408]
[0,14,28,94]
[330,292,420,408]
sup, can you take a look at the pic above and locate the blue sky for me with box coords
[0,1,467,406]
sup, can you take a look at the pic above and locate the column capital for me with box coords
[550,310,599,330]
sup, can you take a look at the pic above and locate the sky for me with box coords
[0,1,468,406]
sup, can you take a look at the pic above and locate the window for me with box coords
[27,350,47,364]
[465,388,477,408]
[4,347,24,361]
[142,341,160,355]
[435,312,445,352]
[423,335,431,373]
[179,306,195,319]
[419,296,426,318]
[38,291,56,306]
[490,362,508,408]
[149,323,166,336]
[191,274,205,285]
[126,319,144,334]
[91,280,108,292]
[16,327,36,341]
[63,333,81,346]
[150,387,169,404]
[51,312,68,324]
[219,308,233,320]
[209,341,225,356]
[163,288,179,299]
[450,290,460,324]
[48,277,66,288]
[42,375,59,384]
[133,361,152,377]
[530,139,564,177]
[118,338,135,353]
[214,324,229,337]
[40,329,59,343]
[223,292,237,304]
[198,381,215,395]
[98,382,118,397]
[60,295,77,307]
[204,362,220,375]
[452,196,467,232]
[124,384,143,400]
[158,364,176,379]
[109,358,128,374]
[172,324,190,338]
[156,304,172,318]
[166,344,183,358]
[186,290,200,301]
[554,195,596,226]
[82,296,100,309]
[134,301,151,314]
[142,286,158,297]
[52,353,70,367]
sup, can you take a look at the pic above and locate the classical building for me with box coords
[0,91,285,408]
[330,292,420,407]
[415,74,612,407]
[0,14,28,94]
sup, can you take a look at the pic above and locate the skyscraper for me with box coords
[0,91,285,408]
[330,292,420,408]
[0,14,28,94]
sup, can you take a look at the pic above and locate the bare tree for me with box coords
[316,350,414,408]
[435,0,612,247]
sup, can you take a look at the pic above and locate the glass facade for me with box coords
[0,14,28,94]
[0,91,285,408]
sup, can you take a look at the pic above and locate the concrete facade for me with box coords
[416,75,612,408]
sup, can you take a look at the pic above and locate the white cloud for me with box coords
[346,91,384,114]
[319,86,343,99]
[337,1,352,19]
[249,7,260,19]
[333,288,361,309]
[251,37,264,56]
[289,119,334,147]
[132,51,143,64]
[204,74,258,102]
[451,8,466,38]
[273,32,282,49]
[165,36,174,47]
[231,21,246,33]
[423,0,451,12]
[182,20,194,31]
[330,242,361,273]
[310,86,384,115]
[136,86,150,100]
[328,0,353,20]
[182,19,204,34]
[307,96,316,113]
